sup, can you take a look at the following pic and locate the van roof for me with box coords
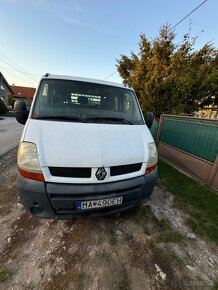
[41,74,131,89]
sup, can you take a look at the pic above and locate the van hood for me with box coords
[23,119,153,168]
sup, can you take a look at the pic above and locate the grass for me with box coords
[0,270,10,283]
[158,159,218,244]
[156,229,184,243]
[45,271,85,290]
[127,205,185,244]
[118,267,131,290]
[147,215,184,243]
[212,280,218,290]
[74,272,85,290]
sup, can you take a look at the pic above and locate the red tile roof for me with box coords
[10,85,36,99]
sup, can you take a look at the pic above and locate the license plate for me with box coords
[75,196,123,210]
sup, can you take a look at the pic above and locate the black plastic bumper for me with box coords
[17,168,157,219]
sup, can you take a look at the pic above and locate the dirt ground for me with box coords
[0,148,217,290]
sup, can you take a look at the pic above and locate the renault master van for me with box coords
[14,74,158,219]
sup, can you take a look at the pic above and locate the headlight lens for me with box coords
[17,142,44,181]
[18,142,41,173]
[147,142,158,171]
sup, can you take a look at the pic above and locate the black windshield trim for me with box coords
[86,117,134,125]
[33,116,88,122]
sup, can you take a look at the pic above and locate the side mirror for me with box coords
[14,101,29,125]
[145,112,154,129]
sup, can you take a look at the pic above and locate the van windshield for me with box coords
[32,79,144,125]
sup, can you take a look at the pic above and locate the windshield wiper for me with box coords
[33,116,87,122]
[87,117,133,125]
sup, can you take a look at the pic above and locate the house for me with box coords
[0,72,14,104]
[10,85,36,107]
[0,71,36,110]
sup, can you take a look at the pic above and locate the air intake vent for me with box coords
[110,163,142,176]
[49,167,91,178]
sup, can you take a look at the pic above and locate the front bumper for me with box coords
[17,168,157,219]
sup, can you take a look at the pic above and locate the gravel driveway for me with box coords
[0,148,217,290]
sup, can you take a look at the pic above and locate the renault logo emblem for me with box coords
[96,167,107,180]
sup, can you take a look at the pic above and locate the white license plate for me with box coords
[75,196,123,210]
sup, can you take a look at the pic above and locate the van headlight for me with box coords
[17,142,44,181]
[146,142,158,174]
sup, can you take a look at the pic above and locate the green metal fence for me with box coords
[150,119,158,139]
[163,115,218,126]
[159,115,218,163]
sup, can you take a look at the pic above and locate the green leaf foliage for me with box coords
[117,24,218,116]
[7,93,15,108]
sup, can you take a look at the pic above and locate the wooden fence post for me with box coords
[155,114,163,148]
[207,154,218,187]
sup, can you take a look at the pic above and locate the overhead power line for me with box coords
[0,65,40,77]
[0,56,38,82]
[2,67,36,87]
[170,0,208,31]
[104,71,117,80]
[0,51,39,79]
[104,0,208,80]
[0,50,41,86]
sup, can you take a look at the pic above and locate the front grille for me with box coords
[49,163,142,178]
[111,163,142,176]
[49,167,91,178]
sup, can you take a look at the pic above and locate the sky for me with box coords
[0,0,217,88]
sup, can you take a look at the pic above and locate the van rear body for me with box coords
[15,74,158,219]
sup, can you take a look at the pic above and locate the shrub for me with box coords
[0,98,7,114]
[8,94,15,108]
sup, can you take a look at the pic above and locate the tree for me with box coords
[6,93,15,108]
[117,25,218,116]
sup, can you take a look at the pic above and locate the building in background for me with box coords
[0,72,14,104]
[11,85,36,109]
[0,71,36,111]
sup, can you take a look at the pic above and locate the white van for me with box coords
[14,74,158,219]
